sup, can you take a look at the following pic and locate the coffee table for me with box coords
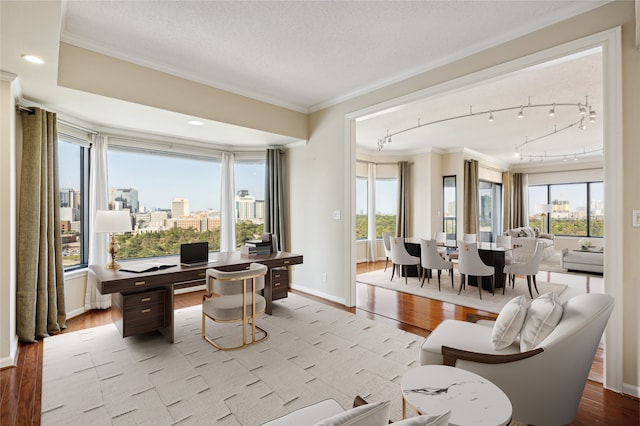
[401,365,512,426]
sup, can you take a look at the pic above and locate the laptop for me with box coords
[180,242,209,266]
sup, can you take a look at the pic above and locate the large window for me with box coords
[107,149,222,260]
[234,160,266,247]
[479,180,502,242]
[58,138,89,269]
[355,177,368,239]
[443,176,456,240]
[528,182,604,237]
[375,178,397,237]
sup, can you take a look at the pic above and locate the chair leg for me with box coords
[421,267,426,287]
[458,274,465,295]
[533,275,540,295]
[437,270,441,291]
[502,273,506,295]
[390,264,395,281]
[490,275,495,296]
[404,265,407,285]
[384,257,389,272]
[450,268,454,287]
[478,276,482,300]
[526,275,533,299]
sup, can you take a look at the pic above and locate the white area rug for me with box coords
[357,269,568,314]
[41,294,421,425]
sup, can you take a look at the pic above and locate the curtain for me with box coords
[502,171,514,231]
[220,152,236,252]
[396,161,410,237]
[264,149,287,251]
[16,108,66,342]
[463,159,479,236]
[85,134,111,309]
[366,163,377,261]
[513,172,528,227]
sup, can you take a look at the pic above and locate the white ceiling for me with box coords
[1,0,606,161]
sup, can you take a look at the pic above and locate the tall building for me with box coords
[172,198,189,218]
[110,188,140,213]
[235,190,256,221]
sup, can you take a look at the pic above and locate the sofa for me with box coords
[504,226,555,262]
[561,247,604,274]
[418,293,614,426]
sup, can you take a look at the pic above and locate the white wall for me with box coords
[0,76,17,368]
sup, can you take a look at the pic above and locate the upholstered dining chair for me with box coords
[382,232,393,272]
[419,239,454,290]
[503,240,545,298]
[202,262,268,350]
[448,233,477,261]
[434,231,448,257]
[496,235,513,265]
[457,241,495,299]
[389,237,421,284]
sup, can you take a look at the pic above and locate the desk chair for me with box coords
[202,263,268,350]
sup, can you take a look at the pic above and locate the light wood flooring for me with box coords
[1,262,637,425]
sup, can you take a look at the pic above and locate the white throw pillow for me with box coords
[392,411,451,426]
[313,400,390,426]
[491,295,529,350]
[520,292,563,351]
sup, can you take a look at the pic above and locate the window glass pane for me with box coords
[479,181,502,242]
[375,178,397,238]
[443,176,456,240]
[58,140,82,268]
[550,183,588,236]
[528,185,548,232]
[356,177,368,239]
[590,182,604,237]
[107,150,221,259]
[234,161,265,247]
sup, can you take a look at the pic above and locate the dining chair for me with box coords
[457,241,495,299]
[419,239,454,290]
[434,231,448,257]
[503,241,545,298]
[202,262,268,350]
[496,235,513,265]
[389,237,421,284]
[448,233,477,261]
[382,232,393,272]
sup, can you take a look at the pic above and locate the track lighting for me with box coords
[548,103,555,116]
[589,108,596,123]
[518,106,524,119]
[488,111,494,122]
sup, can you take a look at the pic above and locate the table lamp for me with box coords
[94,210,132,269]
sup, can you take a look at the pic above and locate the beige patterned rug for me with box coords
[41,294,422,425]
[357,269,568,314]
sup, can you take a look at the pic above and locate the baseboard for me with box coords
[0,334,19,369]
[289,283,345,305]
[623,382,640,398]
[66,306,86,320]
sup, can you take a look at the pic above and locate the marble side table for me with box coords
[401,365,512,426]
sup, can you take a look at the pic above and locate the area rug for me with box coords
[357,269,568,314]
[41,294,422,425]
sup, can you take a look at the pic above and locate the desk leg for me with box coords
[264,269,273,315]
[159,285,174,343]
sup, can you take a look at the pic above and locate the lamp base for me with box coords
[104,260,122,270]
[105,233,122,270]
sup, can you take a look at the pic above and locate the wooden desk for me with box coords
[89,251,303,342]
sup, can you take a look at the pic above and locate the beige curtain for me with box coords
[264,148,288,251]
[396,161,410,237]
[17,108,66,342]
[463,159,479,235]
[512,172,527,227]
[502,171,514,231]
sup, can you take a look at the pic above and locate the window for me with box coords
[375,178,397,237]
[107,149,222,260]
[479,180,502,242]
[528,182,603,237]
[58,138,89,269]
[443,176,456,240]
[234,160,266,247]
[355,177,368,239]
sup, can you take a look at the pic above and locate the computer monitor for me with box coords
[180,242,209,266]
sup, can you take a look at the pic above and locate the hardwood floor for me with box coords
[1,265,637,425]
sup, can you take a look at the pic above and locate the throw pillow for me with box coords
[518,228,528,237]
[491,295,529,350]
[520,292,563,352]
[533,227,541,237]
[313,400,390,426]
[392,411,451,426]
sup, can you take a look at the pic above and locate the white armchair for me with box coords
[418,293,614,425]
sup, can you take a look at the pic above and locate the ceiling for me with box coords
[1,0,607,161]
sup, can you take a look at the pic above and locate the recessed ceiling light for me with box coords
[187,120,204,126]
[22,54,45,64]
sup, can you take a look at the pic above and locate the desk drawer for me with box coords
[175,269,207,283]
[271,267,288,301]
[102,274,169,294]
[122,290,166,336]
[123,289,165,309]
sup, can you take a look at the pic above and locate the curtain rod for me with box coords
[16,104,98,135]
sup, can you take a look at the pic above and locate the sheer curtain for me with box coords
[220,152,236,252]
[16,108,66,342]
[396,161,410,237]
[85,134,111,310]
[264,148,287,252]
[366,163,377,261]
[463,159,479,235]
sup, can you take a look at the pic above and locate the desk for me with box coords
[89,251,303,342]
[401,365,512,426]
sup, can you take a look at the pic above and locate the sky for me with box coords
[58,141,265,213]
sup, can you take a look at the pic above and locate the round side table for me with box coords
[401,365,512,426]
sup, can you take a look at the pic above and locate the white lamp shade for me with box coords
[94,210,132,233]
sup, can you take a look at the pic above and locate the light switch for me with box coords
[333,210,341,220]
